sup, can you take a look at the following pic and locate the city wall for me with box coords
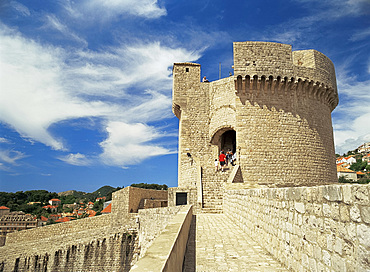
[0,187,180,272]
[224,183,370,272]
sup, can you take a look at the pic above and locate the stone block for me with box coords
[331,202,340,221]
[359,205,370,224]
[334,237,343,255]
[339,204,350,222]
[358,245,370,269]
[322,249,331,267]
[309,257,317,272]
[295,202,306,214]
[349,205,361,223]
[323,185,343,202]
[357,224,370,249]
[331,253,346,272]
[323,203,331,217]
[342,185,352,204]
[352,185,369,204]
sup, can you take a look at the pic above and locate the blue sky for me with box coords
[0,0,369,193]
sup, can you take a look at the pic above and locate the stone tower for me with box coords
[169,41,339,213]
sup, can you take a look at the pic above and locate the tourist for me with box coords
[214,159,218,172]
[202,76,209,82]
[225,150,230,166]
[231,152,236,166]
[219,151,226,172]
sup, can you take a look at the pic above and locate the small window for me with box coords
[186,68,189,72]
[176,192,187,205]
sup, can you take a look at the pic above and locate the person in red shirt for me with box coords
[219,151,226,172]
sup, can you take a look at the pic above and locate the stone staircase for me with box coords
[200,165,234,213]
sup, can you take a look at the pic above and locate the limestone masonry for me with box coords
[171,41,339,213]
[0,41,368,272]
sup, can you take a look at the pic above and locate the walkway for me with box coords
[183,214,286,272]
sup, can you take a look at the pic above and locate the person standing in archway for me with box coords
[219,151,226,172]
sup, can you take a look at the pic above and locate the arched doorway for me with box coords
[220,130,236,154]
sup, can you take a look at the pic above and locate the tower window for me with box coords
[186,68,189,72]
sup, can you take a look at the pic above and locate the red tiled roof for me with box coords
[40,216,48,221]
[337,165,355,173]
[88,201,94,205]
[0,206,10,210]
[55,217,71,223]
[357,171,365,175]
[50,199,61,201]
[101,203,111,213]
[43,205,57,209]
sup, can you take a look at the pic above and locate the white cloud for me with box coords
[99,121,174,167]
[10,1,30,16]
[0,149,27,165]
[58,153,92,166]
[350,27,370,41]
[0,27,115,150]
[0,25,199,165]
[332,70,370,154]
[0,138,11,144]
[44,14,88,46]
[82,0,167,19]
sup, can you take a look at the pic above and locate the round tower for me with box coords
[170,41,339,212]
[232,41,338,186]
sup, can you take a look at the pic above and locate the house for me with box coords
[55,217,71,223]
[48,214,61,221]
[0,211,38,246]
[87,201,94,209]
[42,205,57,213]
[96,197,106,202]
[0,206,10,217]
[337,165,357,181]
[101,203,111,214]
[86,210,96,217]
[362,153,370,163]
[356,171,366,179]
[358,142,370,153]
[336,156,356,165]
[39,216,48,226]
[49,199,61,206]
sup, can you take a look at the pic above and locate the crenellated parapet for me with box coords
[234,75,338,111]
[233,41,338,111]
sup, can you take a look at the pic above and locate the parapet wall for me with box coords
[0,187,176,271]
[5,213,112,246]
[138,206,182,257]
[233,41,337,91]
[224,184,370,272]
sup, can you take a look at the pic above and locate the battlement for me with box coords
[233,41,338,98]
[235,75,338,111]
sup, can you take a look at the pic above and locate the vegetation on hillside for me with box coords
[130,183,168,190]
[0,183,168,216]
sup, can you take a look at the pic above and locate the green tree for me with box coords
[93,200,104,212]
[349,159,367,171]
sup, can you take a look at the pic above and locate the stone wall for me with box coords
[5,213,112,245]
[224,184,370,272]
[137,206,182,257]
[0,187,179,271]
[111,186,168,226]
[131,205,193,272]
[0,228,137,272]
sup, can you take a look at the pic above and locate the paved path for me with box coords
[183,214,286,272]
